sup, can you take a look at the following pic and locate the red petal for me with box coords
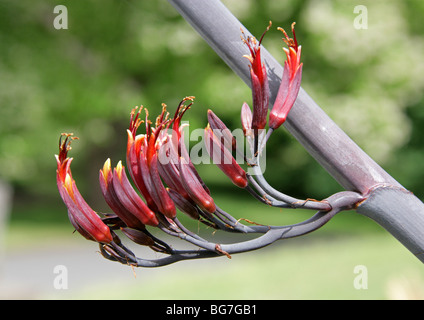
[113,162,159,226]
[59,174,113,243]
[179,152,216,214]
[99,162,147,229]
[157,141,190,200]
[207,109,236,151]
[269,63,302,130]
[148,153,177,218]
[250,68,267,131]
[204,126,248,188]
[126,135,158,211]
[167,188,200,220]
[139,149,176,219]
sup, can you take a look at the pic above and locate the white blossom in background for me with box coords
[302,0,424,163]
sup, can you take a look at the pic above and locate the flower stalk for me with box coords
[55,20,363,268]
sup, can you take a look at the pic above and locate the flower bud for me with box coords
[207,109,236,151]
[241,102,253,137]
[167,188,200,220]
[179,147,216,214]
[204,125,248,188]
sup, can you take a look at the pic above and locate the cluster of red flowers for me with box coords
[55,22,304,262]
[242,22,302,135]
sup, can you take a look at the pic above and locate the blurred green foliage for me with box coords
[0,0,424,215]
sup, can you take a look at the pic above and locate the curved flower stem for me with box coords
[142,228,175,253]
[100,192,362,267]
[246,177,291,208]
[132,228,288,267]
[278,191,363,238]
[131,192,360,267]
[195,207,242,233]
[249,162,332,211]
[215,205,269,233]
[173,217,206,241]
[110,191,362,267]
[243,129,330,211]
[265,128,274,144]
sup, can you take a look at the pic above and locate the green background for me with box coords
[0,0,423,299]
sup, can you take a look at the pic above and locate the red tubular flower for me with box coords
[269,22,303,130]
[126,105,177,219]
[204,125,248,188]
[56,134,113,244]
[155,99,218,215]
[126,108,158,212]
[167,188,200,220]
[156,98,193,201]
[140,146,177,219]
[179,156,216,214]
[242,22,271,133]
[157,137,190,199]
[141,127,177,219]
[178,132,216,214]
[99,159,159,228]
[207,109,237,151]
[120,227,156,247]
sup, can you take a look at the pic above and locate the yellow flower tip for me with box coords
[127,129,134,141]
[116,160,123,180]
[242,54,254,64]
[64,173,75,200]
[102,158,111,174]
[100,158,111,185]
[289,46,297,56]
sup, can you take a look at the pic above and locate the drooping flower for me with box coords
[269,22,303,130]
[207,109,237,152]
[56,134,113,244]
[241,21,271,135]
[178,144,216,214]
[204,125,248,188]
[167,187,200,220]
